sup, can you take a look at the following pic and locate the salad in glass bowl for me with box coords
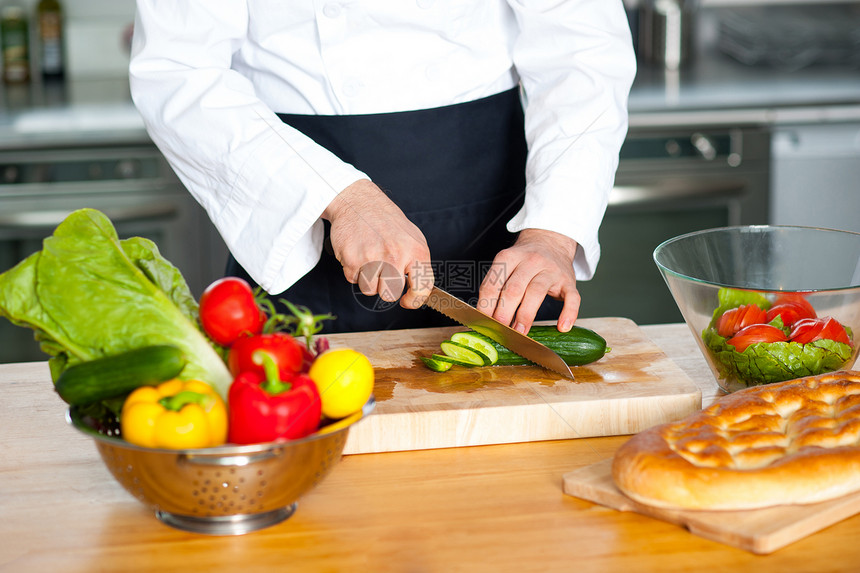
[654,225,860,393]
[702,288,854,390]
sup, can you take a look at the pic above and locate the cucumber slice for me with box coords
[420,356,454,372]
[429,353,478,368]
[440,341,488,366]
[450,332,499,365]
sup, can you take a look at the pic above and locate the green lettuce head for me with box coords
[0,208,232,397]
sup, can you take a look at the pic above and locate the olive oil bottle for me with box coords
[37,0,64,80]
[0,2,30,84]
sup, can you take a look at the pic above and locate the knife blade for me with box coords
[424,286,575,380]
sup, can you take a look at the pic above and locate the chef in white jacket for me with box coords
[129,1,636,334]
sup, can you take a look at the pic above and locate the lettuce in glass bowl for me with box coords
[654,226,860,393]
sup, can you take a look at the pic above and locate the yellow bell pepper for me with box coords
[121,379,227,449]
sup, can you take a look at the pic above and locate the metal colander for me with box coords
[67,397,375,535]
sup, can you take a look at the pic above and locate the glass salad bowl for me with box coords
[67,396,375,536]
[654,226,860,393]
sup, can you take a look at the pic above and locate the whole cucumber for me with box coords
[54,345,187,406]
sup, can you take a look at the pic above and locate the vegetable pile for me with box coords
[702,288,855,387]
[0,209,374,449]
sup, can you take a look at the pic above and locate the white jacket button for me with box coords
[322,3,342,18]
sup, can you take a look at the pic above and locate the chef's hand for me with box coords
[478,228,580,334]
[323,179,434,309]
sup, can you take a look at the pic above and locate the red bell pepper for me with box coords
[228,332,304,379]
[228,352,322,444]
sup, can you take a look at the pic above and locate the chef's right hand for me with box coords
[322,179,434,309]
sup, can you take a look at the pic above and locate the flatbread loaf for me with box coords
[611,370,860,511]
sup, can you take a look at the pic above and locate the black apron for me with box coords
[226,88,561,333]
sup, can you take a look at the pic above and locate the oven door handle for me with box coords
[0,204,180,228]
[609,181,746,207]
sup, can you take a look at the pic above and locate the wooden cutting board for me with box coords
[327,317,702,454]
[562,458,860,554]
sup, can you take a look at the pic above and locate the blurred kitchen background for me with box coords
[0,0,858,362]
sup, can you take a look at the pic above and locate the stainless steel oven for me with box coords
[577,126,771,324]
[0,143,228,363]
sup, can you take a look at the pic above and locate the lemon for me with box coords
[308,348,374,419]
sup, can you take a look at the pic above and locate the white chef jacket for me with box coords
[129,0,636,295]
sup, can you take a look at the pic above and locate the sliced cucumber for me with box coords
[450,332,499,365]
[464,325,608,366]
[420,356,454,372]
[439,341,489,366]
[422,325,608,373]
[429,353,479,368]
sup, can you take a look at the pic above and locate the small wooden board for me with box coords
[331,317,702,454]
[562,458,860,554]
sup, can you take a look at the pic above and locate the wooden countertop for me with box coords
[2,323,859,572]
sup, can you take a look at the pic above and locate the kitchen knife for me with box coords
[424,286,575,380]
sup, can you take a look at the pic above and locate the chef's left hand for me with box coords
[477,229,580,334]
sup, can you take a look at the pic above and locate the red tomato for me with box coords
[819,317,852,345]
[199,277,266,346]
[774,293,816,318]
[716,304,768,338]
[727,324,788,352]
[228,332,305,378]
[765,301,817,327]
[789,317,851,345]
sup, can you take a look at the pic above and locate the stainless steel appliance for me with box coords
[577,126,770,324]
[771,122,860,234]
[717,4,860,71]
[0,143,228,363]
[638,0,699,70]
